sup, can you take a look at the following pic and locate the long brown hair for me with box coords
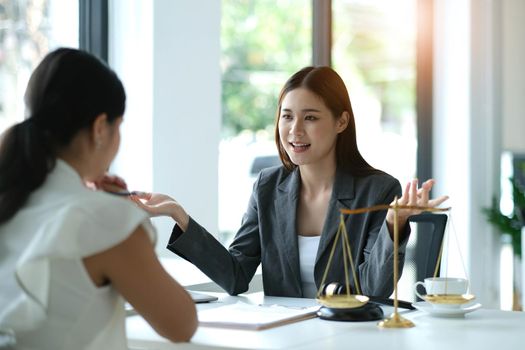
[274,66,381,176]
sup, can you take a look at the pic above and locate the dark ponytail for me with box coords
[0,120,55,223]
[0,48,125,225]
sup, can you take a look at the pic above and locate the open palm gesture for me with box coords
[386,179,449,234]
[131,192,190,231]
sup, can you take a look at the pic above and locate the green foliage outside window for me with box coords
[332,1,416,134]
[221,0,416,140]
[221,0,311,137]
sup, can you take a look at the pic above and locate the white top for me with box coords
[0,159,155,350]
[297,235,321,298]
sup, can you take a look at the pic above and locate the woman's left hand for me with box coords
[386,179,449,236]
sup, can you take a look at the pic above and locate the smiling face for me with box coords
[278,88,348,170]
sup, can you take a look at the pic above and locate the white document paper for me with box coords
[198,301,320,330]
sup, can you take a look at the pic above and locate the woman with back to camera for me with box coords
[0,48,196,349]
[133,66,448,299]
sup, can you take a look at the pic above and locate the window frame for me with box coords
[79,0,108,62]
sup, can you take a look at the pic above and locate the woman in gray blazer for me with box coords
[133,66,448,298]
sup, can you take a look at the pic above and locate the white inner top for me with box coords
[298,235,321,298]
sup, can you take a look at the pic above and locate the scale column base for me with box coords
[377,312,415,328]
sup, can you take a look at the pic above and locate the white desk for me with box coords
[127,292,525,350]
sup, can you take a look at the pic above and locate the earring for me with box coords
[95,138,102,149]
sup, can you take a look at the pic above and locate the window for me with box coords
[219,0,312,239]
[333,0,418,300]
[0,0,78,134]
[332,0,417,182]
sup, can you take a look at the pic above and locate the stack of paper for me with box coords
[198,301,320,330]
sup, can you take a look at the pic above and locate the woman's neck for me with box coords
[56,135,96,182]
[298,161,337,196]
[57,154,90,181]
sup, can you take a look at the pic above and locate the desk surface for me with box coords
[127,292,525,350]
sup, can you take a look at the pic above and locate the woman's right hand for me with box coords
[131,193,190,231]
[87,173,128,193]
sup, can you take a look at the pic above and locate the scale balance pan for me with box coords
[317,294,369,308]
[316,294,384,322]
[424,293,476,305]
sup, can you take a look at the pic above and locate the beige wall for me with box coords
[502,0,525,152]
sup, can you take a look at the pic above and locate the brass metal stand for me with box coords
[332,200,451,328]
[377,199,414,328]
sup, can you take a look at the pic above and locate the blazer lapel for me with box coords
[316,170,355,264]
[275,169,302,289]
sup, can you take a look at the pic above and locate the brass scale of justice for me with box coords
[315,199,474,328]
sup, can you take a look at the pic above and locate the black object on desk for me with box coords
[188,290,218,303]
[368,296,415,310]
[317,302,384,322]
[317,282,385,322]
[125,291,218,317]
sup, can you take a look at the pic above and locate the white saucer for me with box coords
[412,301,482,318]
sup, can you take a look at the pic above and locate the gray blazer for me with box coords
[167,166,408,298]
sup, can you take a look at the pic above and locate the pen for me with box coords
[101,183,147,197]
[105,190,147,197]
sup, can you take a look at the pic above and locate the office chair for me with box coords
[405,213,448,301]
[366,213,448,308]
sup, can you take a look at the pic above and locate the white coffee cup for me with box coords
[413,277,469,308]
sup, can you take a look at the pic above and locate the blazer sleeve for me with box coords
[358,179,410,297]
[166,176,263,296]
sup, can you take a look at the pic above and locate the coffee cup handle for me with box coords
[414,281,426,300]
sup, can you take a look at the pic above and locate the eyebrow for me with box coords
[280,108,321,113]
